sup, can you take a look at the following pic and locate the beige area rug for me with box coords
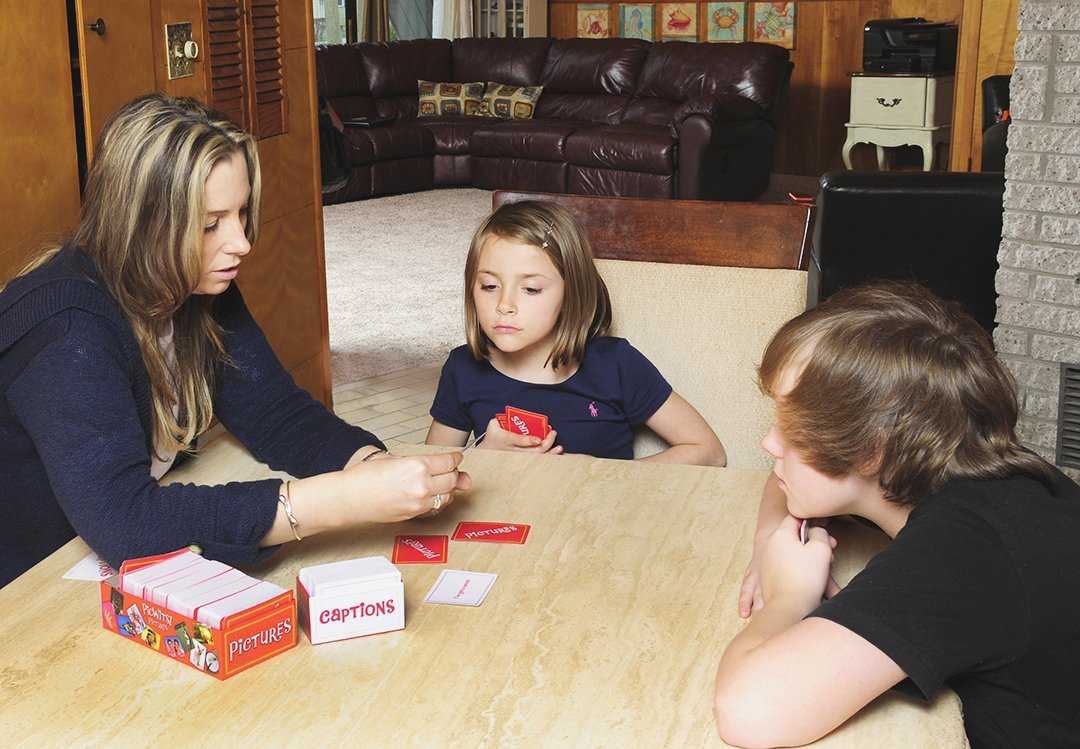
[322,188,493,386]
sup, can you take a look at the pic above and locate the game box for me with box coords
[296,556,405,645]
[98,551,297,680]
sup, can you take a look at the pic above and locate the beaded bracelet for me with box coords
[278,481,302,541]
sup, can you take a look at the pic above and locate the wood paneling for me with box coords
[0,0,81,284]
[952,0,1017,171]
[236,20,333,404]
[549,0,1014,176]
[152,0,208,99]
[75,0,157,160]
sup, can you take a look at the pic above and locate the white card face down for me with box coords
[423,569,497,607]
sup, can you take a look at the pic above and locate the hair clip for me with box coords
[539,222,556,250]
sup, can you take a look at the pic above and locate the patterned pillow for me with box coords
[417,80,485,117]
[478,82,543,120]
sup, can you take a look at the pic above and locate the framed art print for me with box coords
[704,2,746,42]
[751,1,795,48]
[659,2,697,40]
[577,4,612,37]
[619,4,655,40]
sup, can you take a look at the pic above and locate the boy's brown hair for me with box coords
[758,281,1055,505]
[463,200,611,370]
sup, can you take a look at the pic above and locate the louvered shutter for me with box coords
[1058,364,1080,468]
[205,0,286,139]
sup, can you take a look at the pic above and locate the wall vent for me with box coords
[1056,363,1080,468]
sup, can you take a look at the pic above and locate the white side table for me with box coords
[842,72,955,171]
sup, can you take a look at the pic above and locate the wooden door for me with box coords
[74,0,157,160]
[0,0,82,283]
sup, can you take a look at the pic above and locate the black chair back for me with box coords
[813,170,1005,333]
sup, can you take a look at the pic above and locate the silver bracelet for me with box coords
[360,448,388,462]
[278,481,302,541]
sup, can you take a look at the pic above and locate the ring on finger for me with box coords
[433,493,445,510]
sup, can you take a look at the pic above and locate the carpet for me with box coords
[321,176,820,385]
[322,188,492,386]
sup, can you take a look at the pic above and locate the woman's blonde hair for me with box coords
[463,200,611,370]
[23,93,261,455]
[758,281,1055,505]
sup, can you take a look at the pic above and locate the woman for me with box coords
[0,94,468,588]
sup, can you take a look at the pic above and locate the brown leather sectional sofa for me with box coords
[315,37,792,204]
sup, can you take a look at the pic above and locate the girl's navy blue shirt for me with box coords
[430,339,672,460]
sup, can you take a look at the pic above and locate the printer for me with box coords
[863,18,958,73]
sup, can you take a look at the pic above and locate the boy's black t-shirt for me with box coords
[812,471,1080,748]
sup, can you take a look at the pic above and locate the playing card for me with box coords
[504,406,550,438]
[64,552,118,582]
[496,413,508,430]
[423,569,497,607]
[451,521,530,544]
[392,535,449,564]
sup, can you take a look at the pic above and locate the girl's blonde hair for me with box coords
[463,200,611,370]
[758,281,1055,505]
[21,93,261,455]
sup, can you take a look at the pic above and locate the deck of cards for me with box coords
[496,405,551,438]
[296,556,405,645]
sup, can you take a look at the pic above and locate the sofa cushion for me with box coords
[479,83,544,120]
[452,37,553,86]
[357,39,453,98]
[353,123,435,162]
[565,124,676,174]
[630,41,790,114]
[342,129,376,165]
[470,121,588,161]
[316,44,378,120]
[540,39,650,95]
[536,39,650,124]
[418,81,485,117]
[417,117,494,155]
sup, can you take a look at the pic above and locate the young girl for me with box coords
[426,200,726,466]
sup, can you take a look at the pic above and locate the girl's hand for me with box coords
[476,418,564,454]
[340,452,471,523]
[758,514,837,615]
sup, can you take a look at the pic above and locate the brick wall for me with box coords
[995,0,1080,471]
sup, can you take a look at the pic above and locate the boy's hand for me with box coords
[758,514,837,615]
[738,557,765,619]
[476,418,564,454]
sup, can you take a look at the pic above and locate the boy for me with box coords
[715,282,1080,748]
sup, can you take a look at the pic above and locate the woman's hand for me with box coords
[339,451,471,523]
[475,418,563,454]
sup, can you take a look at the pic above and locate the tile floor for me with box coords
[331,364,442,445]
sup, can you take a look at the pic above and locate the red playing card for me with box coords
[504,406,550,438]
[451,521,531,545]
[392,535,449,564]
[496,413,509,430]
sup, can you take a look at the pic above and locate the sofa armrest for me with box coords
[670,94,764,138]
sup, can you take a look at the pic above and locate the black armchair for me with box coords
[811,170,1006,333]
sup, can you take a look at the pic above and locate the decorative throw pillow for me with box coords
[477,82,543,120]
[417,80,485,117]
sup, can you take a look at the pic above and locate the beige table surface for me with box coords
[0,435,967,747]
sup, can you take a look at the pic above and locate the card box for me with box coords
[99,550,296,680]
[296,556,405,645]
